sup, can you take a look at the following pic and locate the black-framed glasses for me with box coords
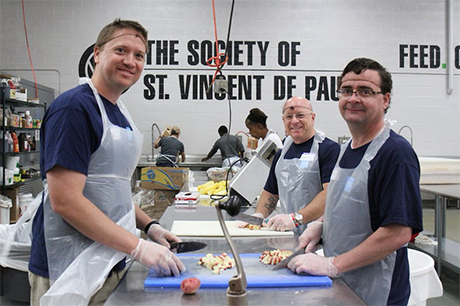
[337,89,383,99]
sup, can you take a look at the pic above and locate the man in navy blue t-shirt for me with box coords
[28,19,185,305]
[288,58,423,306]
[246,96,340,233]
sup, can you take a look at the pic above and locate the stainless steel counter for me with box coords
[137,155,222,171]
[415,184,460,275]
[104,206,365,306]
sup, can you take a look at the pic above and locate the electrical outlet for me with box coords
[214,79,228,94]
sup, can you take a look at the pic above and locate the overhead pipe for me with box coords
[447,0,453,95]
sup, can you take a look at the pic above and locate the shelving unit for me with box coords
[0,78,51,224]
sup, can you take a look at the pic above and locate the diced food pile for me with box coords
[259,249,294,265]
[197,253,235,274]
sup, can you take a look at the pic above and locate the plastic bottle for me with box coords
[11,131,19,153]
[25,111,33,128]
[7,79,16,99]
[0,131,6,153]
[6,131,13,153]
[18,192,33,217]
[27,134,34,151]
[20,113,25,128]
[18,132,29,152]
[0,79,10,100]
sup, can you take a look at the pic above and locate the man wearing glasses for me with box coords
[243,96,340,233]
[288,58,423,306]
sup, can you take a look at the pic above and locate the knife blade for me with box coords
[272,247,306,270]
[169,241,207,253]
[234,213,264,226]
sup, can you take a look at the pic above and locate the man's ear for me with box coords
[93,46,101,65]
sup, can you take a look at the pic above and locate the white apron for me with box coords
[222,156,242,168]
[274,131,324,232]
[323,126,396,306]
[41,79,143,305]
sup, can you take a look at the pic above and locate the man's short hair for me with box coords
[171,126,180,135]
[218,125,228,136]
[95,18,148,52]
[339,58,392,95]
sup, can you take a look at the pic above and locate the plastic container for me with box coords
[25,111,33,128]
[18,132,29,152]
[6,156,20,169]
[1,79,11,100]
[11,131,19,153]
[407,249,443,306]
[0,196,12,224]
[0,167,15,185]
[0,131,8,153]
[8,79,16,99]
[6,131,13,152]
[13,167,21,183]
[18,193,33,218]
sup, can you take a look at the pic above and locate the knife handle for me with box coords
[169,241,178,249]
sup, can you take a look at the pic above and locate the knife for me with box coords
[234,213,265,226]
[272,247,306,270]
[169,241,207,253]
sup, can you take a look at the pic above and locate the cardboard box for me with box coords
[15,88,27,101]
[153,189,179,215]
[247,137,258,150]
[140,166,189,191]
[4,186,19,223]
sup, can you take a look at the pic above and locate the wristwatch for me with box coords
[293,212,303,226]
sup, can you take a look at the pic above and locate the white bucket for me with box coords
[316,248,442,305]
[18,193,33,218]
[0,167,15,185]
[408,249,443,306]
[5,156,20,169]
[0,197,12,224]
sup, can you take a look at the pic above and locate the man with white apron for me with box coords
[246,97,339,233]
[202,125,245,168]
[154,126,186,167]
[28,19,185,306]
[287,58,423,305]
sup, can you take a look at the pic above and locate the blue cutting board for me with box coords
[144,253,332,288]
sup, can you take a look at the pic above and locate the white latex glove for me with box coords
[266,214,295,231]
[147,224,181,248]
[287,253,338,278]
[237,212,264,228]
[131,239,186,277]
[299,220,323,252]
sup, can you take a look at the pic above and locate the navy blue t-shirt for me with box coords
[338,130,423,305]
[29,84,131,277]
[264,136,340,194]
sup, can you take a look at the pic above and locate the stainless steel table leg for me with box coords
[434,195,444,276]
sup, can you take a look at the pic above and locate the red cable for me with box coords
[207,0,229,87]
[21,0,38,98]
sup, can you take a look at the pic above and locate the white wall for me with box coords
[1,0,459,158]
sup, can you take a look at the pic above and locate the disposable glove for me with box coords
[287,253,338,278]
[130,239,186,277]
[266,214,295,231]
[237,212,264,228]
[299,220,323,253]
[147,224,181,248]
